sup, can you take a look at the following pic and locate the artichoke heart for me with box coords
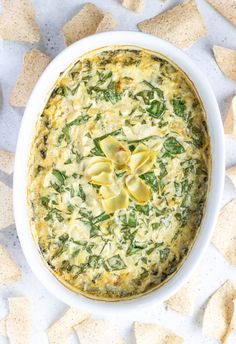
[100,184,120,199]
[84,156,114,185]
[125,175,152,204]
[100,135,131,166]
[129,143,156,175]
[101,187,129,214]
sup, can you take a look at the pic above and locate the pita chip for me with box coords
[47,307,90,344]
[226,166,236,189]
[96,13,118,33]
[224,299,236,344]
[0,181,14,230]
[121,0,145,13]
[0,149,14,174]
[207,0,236,27]
[10,49,50,107]
[212,198,236,267]
[166,269,201,315]
[62,3,117,46]
[138,0,207,49]
[0,297,32,344]
[0,244,21,287]
[134,322,184,344]
[0,318,6,336]
[202,280,236,341]
[213,45,236,82]
[224,96,236,138]
[0,0,40,43]
[75,319,126,344]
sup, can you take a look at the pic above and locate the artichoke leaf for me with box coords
[125,175,151,204]
[101,188,129,214]
[85,156,114,185]
[129,144,156,175]
[100,184,120,199]
[100,135,131,166]
[89,171,115,185]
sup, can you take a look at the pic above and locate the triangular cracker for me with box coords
[0,318,6,336]
[0,297,32,343]
[138,0,207,49]
[62,3,118,46]
[134,322,184,344]
[10,49,50,107]
[47,307,90,344]
[226,166,236,189]
[0,181,14,230]
[0,244,21,287]
[121,0,145,13]
[0,0,40,43]
[96,13,118,33]
[213,45,236,82]
[212,198,236,266]
[224,299,236,344]
[0,149,14,174]
[202,280,236,341]
[166,268,201,315]
[207,0,236,27]
[224,96,236,138]
[75,319,126,344]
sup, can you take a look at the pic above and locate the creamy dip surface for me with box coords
[28,47,210,300]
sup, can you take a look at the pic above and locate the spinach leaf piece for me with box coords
[142,80,164,98]
[174,181,182,197]
[67,204,75,214]
[79,208,93,220]
[44,208,64,222]
[77,185,86,202]
[87,255,102,269]
[163,137,185,155]
[191,126,204,148]
[59,233,69,242]
[93,212,110,224]
[152,223,161,230]
[175,206,190,227]
[104,83,122,104]
[126,241,146,256]
[136,90,154,105]
[140,172,158,192]
[52,169,66,185]
[172,97,186,117]
[41,196,50,208]
[120,213,137,228]
[67,114,90,127]
[135,204,149,216]
[107,255,127,271]
[62,116,89,144]
[147,100,166,118]
[62,126,71,144]
[146,242,164,255]
[89,223,100,238]
[51,245,67,260]
[160,247,170,262]
[91,80,122,105]
[98,71,112,83]
[159,161,167,178]
[90,140,104,156]
[55,86,68,97]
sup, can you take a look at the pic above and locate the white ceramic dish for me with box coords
[13,31,225,315]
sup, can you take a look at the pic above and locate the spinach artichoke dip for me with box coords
[28,47,210,300]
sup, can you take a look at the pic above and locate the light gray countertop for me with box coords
[0,0,236,343]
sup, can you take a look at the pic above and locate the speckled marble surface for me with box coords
[0,1,236,343]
